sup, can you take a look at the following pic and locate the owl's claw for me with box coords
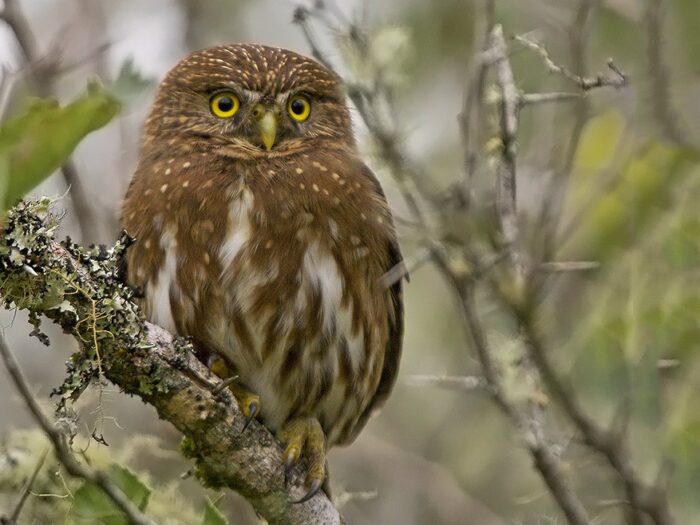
[293,478,322,504]
[242,400,259,432]
[230,389,261,433]
[279,417,327,504]
[205,355,262,431]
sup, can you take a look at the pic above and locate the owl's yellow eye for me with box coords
[287,95,311,122]
[210,92,239,118]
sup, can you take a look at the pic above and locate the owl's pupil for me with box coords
[217,97,234,112]
[291,99,305,115]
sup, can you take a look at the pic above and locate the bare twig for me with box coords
[644,0,689,146]
[519,92,583,106]
[2,448,49,525]
[0,332,156,525]
[459,3,502,201]
[538,261,600,273]
[514,34,627,91]
[404,374,486,392]
[379,246,430,288]
[211,375,238,394]
[536,0,601,264]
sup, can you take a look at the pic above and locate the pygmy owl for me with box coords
[121,44,403,501]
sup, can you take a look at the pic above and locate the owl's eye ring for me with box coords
[287,95,311,122]
[210,92,240,118]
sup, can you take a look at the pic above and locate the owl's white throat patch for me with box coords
[219,187,255,276]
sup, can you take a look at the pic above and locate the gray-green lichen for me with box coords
[0,198,173,405]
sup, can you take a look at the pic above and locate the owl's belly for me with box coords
[220,243,372,443]
[144,188,385,446]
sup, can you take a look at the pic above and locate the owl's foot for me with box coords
[229,383,261,431]
[279,417,326,504]
[207,355,260,431]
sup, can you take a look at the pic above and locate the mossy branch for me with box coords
[0,199,343,525]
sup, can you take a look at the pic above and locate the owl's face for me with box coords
[144,44,354,156]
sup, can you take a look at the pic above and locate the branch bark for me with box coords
[0,200,343,525]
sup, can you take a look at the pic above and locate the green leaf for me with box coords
[202,498,230,525]
[73,464,150,525]
[573,110,625,172]
[0,82,120,213]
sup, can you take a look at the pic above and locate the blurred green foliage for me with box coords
[0,430,231,524]
[0,82,119,214]
[73,464,150,525]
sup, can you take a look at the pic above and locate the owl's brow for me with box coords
[205,86,333,105]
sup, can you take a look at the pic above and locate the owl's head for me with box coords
[144,44,354,156]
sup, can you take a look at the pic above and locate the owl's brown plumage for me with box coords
[121,43,403,495]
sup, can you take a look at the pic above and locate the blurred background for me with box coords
[2,0,700,523]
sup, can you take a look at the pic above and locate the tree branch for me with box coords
[644,0,690,147]
[491,25,525,278]
[0,200,343,525]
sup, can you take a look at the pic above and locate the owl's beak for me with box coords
[257,110,278,151]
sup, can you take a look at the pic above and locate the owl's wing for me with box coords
[353,165,405,434]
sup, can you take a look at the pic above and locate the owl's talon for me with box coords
[279,417,326,503]
[205,355,262,429]
[293,478,322,504]
[242,401,259,432]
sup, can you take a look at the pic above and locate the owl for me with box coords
[121,44,403,502]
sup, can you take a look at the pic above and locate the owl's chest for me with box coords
[177,183,383,435]
[128,157,391,438]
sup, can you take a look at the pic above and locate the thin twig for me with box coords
[514,33,627,91]
[519,92,583,107]
[0,332,157,525]
[459,2,502,201]
[536,0,601,264]
[404,374,486,392]
[538,261,600,273]
[212,375,238,394]
[379,246,431,288]
[293,4,437,225]
[3,448,49,524]
[644,0,689,146]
